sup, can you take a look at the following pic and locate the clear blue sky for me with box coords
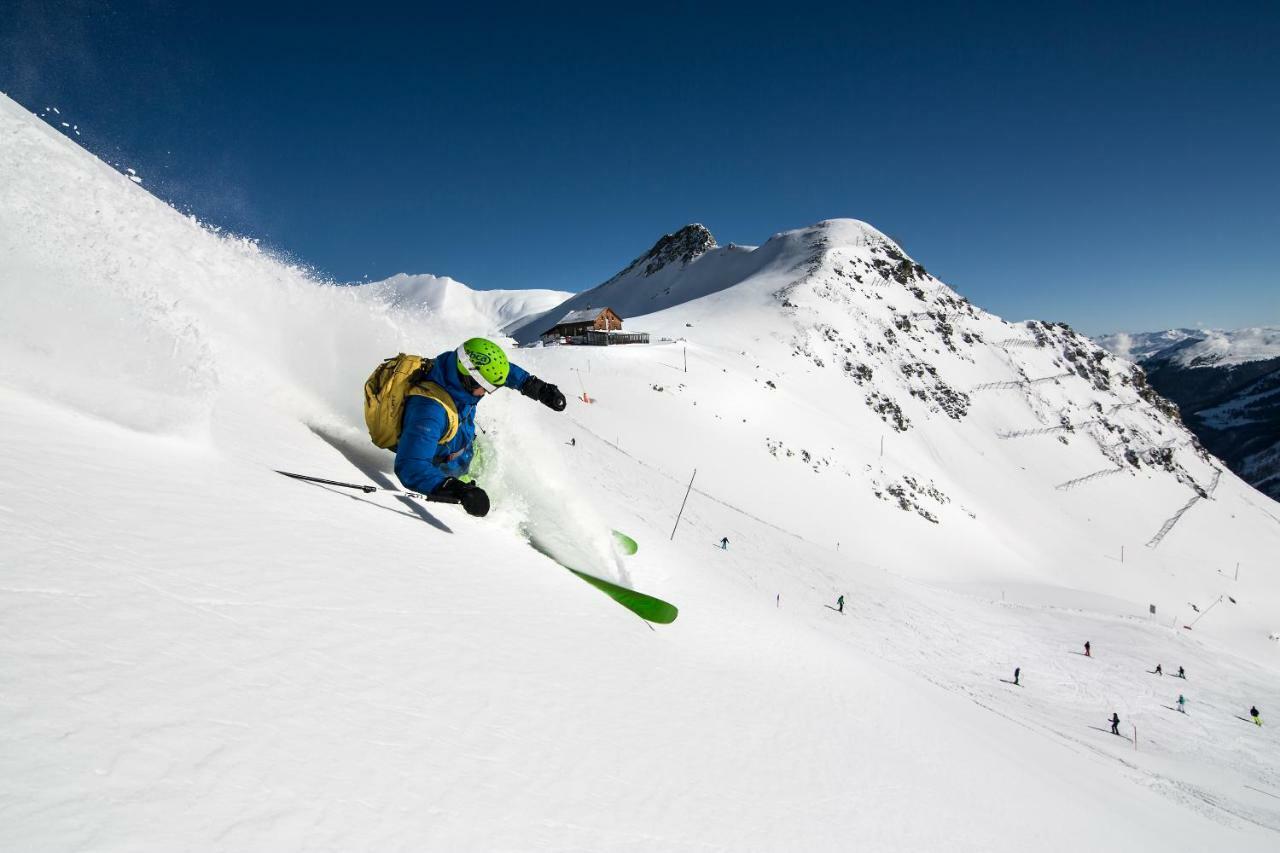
[3,0,1277,334]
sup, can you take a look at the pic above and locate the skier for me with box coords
[1084,641,1091,657]
[837,594,845,613]
[1177,694,1186,714]
[1155,663,1163,676]
[569,437,576,447]
[720,537,729,550]
[1014,667,1020,686]
[1251,706,1262,726]
[373,338,566,517]
[1178,666,1185,679]
[1109,712,1120,735]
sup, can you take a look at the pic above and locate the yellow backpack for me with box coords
[364,353,460,450]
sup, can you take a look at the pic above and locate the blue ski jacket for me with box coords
[394,350,531,495]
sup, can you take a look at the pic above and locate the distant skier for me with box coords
[569,437,576,447]
[1251,706,1262,726]
[720,537,729,550]
[365,338,566,517]
[1154,663,1162,676]
[1014,667,1021,686]
[1084,641,1092,657]
[1178,666,1185,679]
[1177,695,1186,714]
[1110,712,1120,735]
[836,594,845,613]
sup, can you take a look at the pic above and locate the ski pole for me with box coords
[275,470,460,503]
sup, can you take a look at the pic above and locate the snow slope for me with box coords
[360,272,571,335]
[3,91,1280,851]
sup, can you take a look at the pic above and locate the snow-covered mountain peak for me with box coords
[359,272,570,333]
[804,216,902,250]
[509,219,923,343]
[620,223,717,279]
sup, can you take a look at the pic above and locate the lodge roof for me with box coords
[552,307,613,325]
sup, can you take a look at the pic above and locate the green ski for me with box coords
[567,569,678,624]
[433,439,669,622]
[526,533,675,624]
[611,529,639,556]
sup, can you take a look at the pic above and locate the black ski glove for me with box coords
[432,478,490,517]
[520,375,567,412]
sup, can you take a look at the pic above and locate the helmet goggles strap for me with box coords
[456,344,499,393]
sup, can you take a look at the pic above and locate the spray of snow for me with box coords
[476,389,631,586]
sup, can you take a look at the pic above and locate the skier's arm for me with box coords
[506,362,532,391]
[394,395,451,494]
[509,361,566,411]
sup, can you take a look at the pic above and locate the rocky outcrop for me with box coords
[627,224,717,277]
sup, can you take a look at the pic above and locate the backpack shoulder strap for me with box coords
[407,380,460,445]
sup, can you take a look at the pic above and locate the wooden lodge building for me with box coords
[541,307,649,345]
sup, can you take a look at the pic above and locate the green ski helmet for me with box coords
[455,337,510,393]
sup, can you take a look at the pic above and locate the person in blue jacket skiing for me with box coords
[394,338,565,517]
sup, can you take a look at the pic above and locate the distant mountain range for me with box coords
[1096,327,1280,500]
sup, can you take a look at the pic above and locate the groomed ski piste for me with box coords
[3,91,1279,851]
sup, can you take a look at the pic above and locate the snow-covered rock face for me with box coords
[1097,327,1280,501]
[786,222,1219,494]
[627,223,717,277]
[551,217,1215,514]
